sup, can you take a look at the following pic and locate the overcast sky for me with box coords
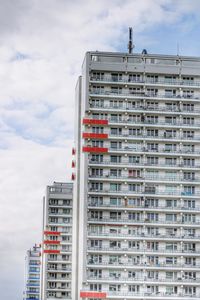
[2,0,200,299]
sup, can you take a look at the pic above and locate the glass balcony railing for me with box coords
[89,103,199,114]
[90,76,200,88]
[107,133,200,141]
[89,159,200,169]
[87,275,200,283]
[87,217,199,225]
[87,246,200,255]
[89,174,199,183]
[87,260,200,269]
[90,90,200,100]
[88,189,200,197]
[81,288,199,298]
[88,202,200,211]
[85,118,200,128]
[87,231,200,240]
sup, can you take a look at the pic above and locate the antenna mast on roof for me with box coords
[128,27,134,54]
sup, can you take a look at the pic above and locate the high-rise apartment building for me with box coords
[41,182,73,300]
[73,51,200,299]
[23,244,41,300]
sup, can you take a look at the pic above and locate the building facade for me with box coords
[41,182,73,300]
[73,51,200,299]
[23,244,41,300]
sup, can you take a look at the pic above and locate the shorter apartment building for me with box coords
[41,182,73,300]
[23,244,41,300]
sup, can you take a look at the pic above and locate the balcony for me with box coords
[89,103,199,116]
[87,217,200,226]
[90,90,200,102]
[107,133,200,142]
[88,174,200,184]
[89,159,200,169]
[88,202,200,213]
[87,260,200,270]
[87,275,200,284]
[88,189,200,198]
[106,291,199,299]
[87,246,200,256]
[84,117,200,129]
[90,76,200,88]
[87,231,200,241]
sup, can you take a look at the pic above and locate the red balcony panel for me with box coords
[72,148,76,155]
[43,250,60,254]
[44,231,61,235]
[82,133,108,139]
[44,240,60,245]
[80,291,107,298]
[72,160,75,168]
[83,118,108,125]
[82,146,108,153]
[71,173,76,180]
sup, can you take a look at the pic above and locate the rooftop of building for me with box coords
[88,50,200,61]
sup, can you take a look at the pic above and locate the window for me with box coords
[183,130,194,139]
[183,117,194,125]
[183,144,194,153]
[111,73,122,82]
[146,101,158,109]
[110,183,121,192]
[164,144,177,152]
[92,86,104,94]
[110,100,123,108]
[183,158,195,167]
[183,103,194,111]
[109,270,121,279]
[110,212,121,220]
[165,116,177,124]
[129,74,141,82]
[129,128,142,136]
[146,116,158,124]
[110,114,122,122]
[111,86,122,94]
[111,127,122,136]
[110,141,122,149]
[129,156,140,163]
[166,199,177,208]
[129,184,141,192]
[183,186,195,195]
[91,154,103,163]
[164,130,176,138]
[110,240,121,249]
[110,169,121,177]
[109,285,121,292]
[165,157,177,166]
[128,285,140,292]
[147,129,158,137]
[165,89,176,97]
[147,143,158,151]
[91,72,104,80]
[146,213,158,221]
[128,212,140,221]
[147,157,158,165]
[110,197,122,206]
[110,155,121,163]
[166,257,177,265]
[145,198,158,207]
[166,214,177,222]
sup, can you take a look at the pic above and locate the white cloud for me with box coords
[1,0,200,299]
